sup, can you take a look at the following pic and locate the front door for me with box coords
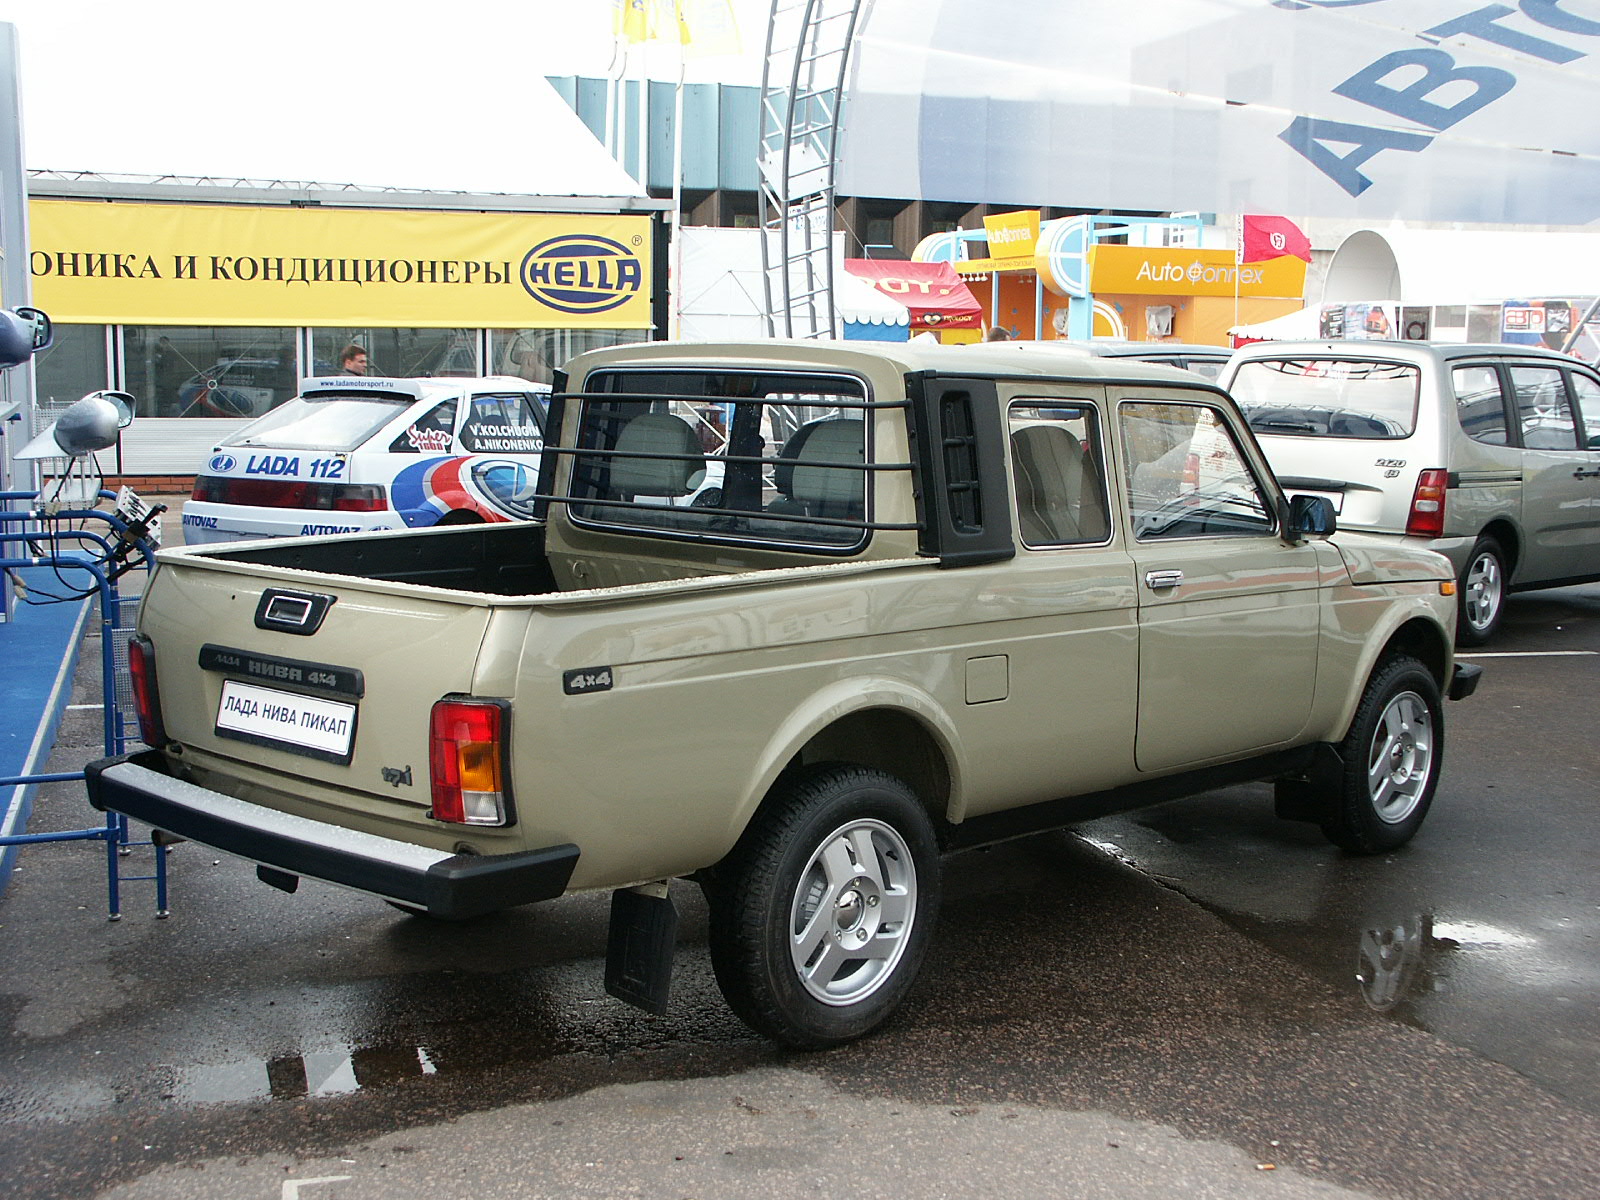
[1116,394,1323,774]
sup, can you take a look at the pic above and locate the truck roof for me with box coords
[565,338,1218,387]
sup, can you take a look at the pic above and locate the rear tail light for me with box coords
[127,634,167,747]
[428,699,512,826]
[189,476,388,512]
[1405,468,1449,537]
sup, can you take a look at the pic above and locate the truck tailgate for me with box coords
[138,555,501,836]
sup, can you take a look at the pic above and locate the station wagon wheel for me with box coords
[1457,536,1506,645]
[706,765,940,1048]
[1321,655,1443,854]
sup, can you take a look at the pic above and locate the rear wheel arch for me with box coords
[1478,518,1520,575]
[791,708,952,831]
[729,696,959,861]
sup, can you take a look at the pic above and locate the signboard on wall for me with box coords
[28,200,657,329]
[1089,246,1306,298]
[846,0,1600,224]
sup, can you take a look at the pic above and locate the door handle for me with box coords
[1574,467,1600,479]
[1144,569,1184,591]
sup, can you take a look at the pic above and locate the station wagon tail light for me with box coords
[428,699,511,826]
[127,634,167,747]
[1406,468,1449,537]
[189,476,388,512]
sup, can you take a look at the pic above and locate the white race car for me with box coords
[182,376,549,544]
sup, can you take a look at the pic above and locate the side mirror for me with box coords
[15,390,137,459]
[16,307,52,352]
[0,306,51,368]
[1287,493,1337,539]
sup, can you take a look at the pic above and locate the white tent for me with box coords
[675,227,910,340]
[1325,230,1600,306]
[1228,306,1318,343]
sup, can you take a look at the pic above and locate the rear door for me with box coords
[1114,391,1323,773]
[1505,361,1592,582]
[1565,369,1600,577]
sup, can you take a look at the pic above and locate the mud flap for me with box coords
[605,883,678,1015]
[1273,743,1346,823]
[257,865,299,893]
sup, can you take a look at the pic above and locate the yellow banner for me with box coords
[1089,245,1305,298]
[28,200,657,329]
[982,210,1040,260]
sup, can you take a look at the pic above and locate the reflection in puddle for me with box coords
[1429,920,1535,948]
[179,1045,438,1104]
[1350,921,1465,1017]
[1355,914,1538,1013]
[1356,917,1433,1011]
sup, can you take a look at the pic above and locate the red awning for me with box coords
[843,260,984,331]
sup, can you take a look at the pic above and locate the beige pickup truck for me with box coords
[89,339,1480,1047]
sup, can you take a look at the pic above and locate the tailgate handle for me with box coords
[254,589,335,635]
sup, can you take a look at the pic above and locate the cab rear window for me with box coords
[1232,358,1421,439]
[560,369,891,553]
[222,396,412,451]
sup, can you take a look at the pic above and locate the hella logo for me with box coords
[209,453,238,472]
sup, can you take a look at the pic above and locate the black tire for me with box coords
[706,764,940,1049]
[1456,535,1507,646]
[435,510,486,527]
[1320,655,1444,854]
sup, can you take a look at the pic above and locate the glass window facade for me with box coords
[34,323,109,410]
[489,328,648,385]
[124,326,298,418]
[309,328,481,380]
[31,323,648,476]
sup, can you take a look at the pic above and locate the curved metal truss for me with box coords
[758,0,871,339]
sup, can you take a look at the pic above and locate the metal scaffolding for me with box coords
[758,0,871,339]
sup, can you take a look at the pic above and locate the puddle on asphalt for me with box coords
[177,1044,438,1104]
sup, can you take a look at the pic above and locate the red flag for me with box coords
[1240,215,1312,263]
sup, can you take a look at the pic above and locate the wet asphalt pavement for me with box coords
[1,565,1598,1199]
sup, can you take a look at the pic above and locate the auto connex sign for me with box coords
[1088,246,1306,298]
[28,200,655,329]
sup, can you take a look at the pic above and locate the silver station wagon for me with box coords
[1221,340,1600,643]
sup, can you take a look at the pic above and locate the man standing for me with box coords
[339,344,369,375]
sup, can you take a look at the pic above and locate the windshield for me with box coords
[1231,358,1421,439]
[221,395,414,451]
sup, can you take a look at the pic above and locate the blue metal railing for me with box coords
[0,492,168,917]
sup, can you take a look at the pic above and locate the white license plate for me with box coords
[215,679,357,763]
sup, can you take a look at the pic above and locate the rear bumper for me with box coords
[86,750,579,919]
[181,501,402,545]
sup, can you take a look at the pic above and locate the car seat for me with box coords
[767,417,865,520]
[609,412,705,500]
[1010,424,1107,544]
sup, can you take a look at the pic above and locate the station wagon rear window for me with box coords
[223,395,413,452]
[1231,358,1421,439]
[561,370,891,552]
